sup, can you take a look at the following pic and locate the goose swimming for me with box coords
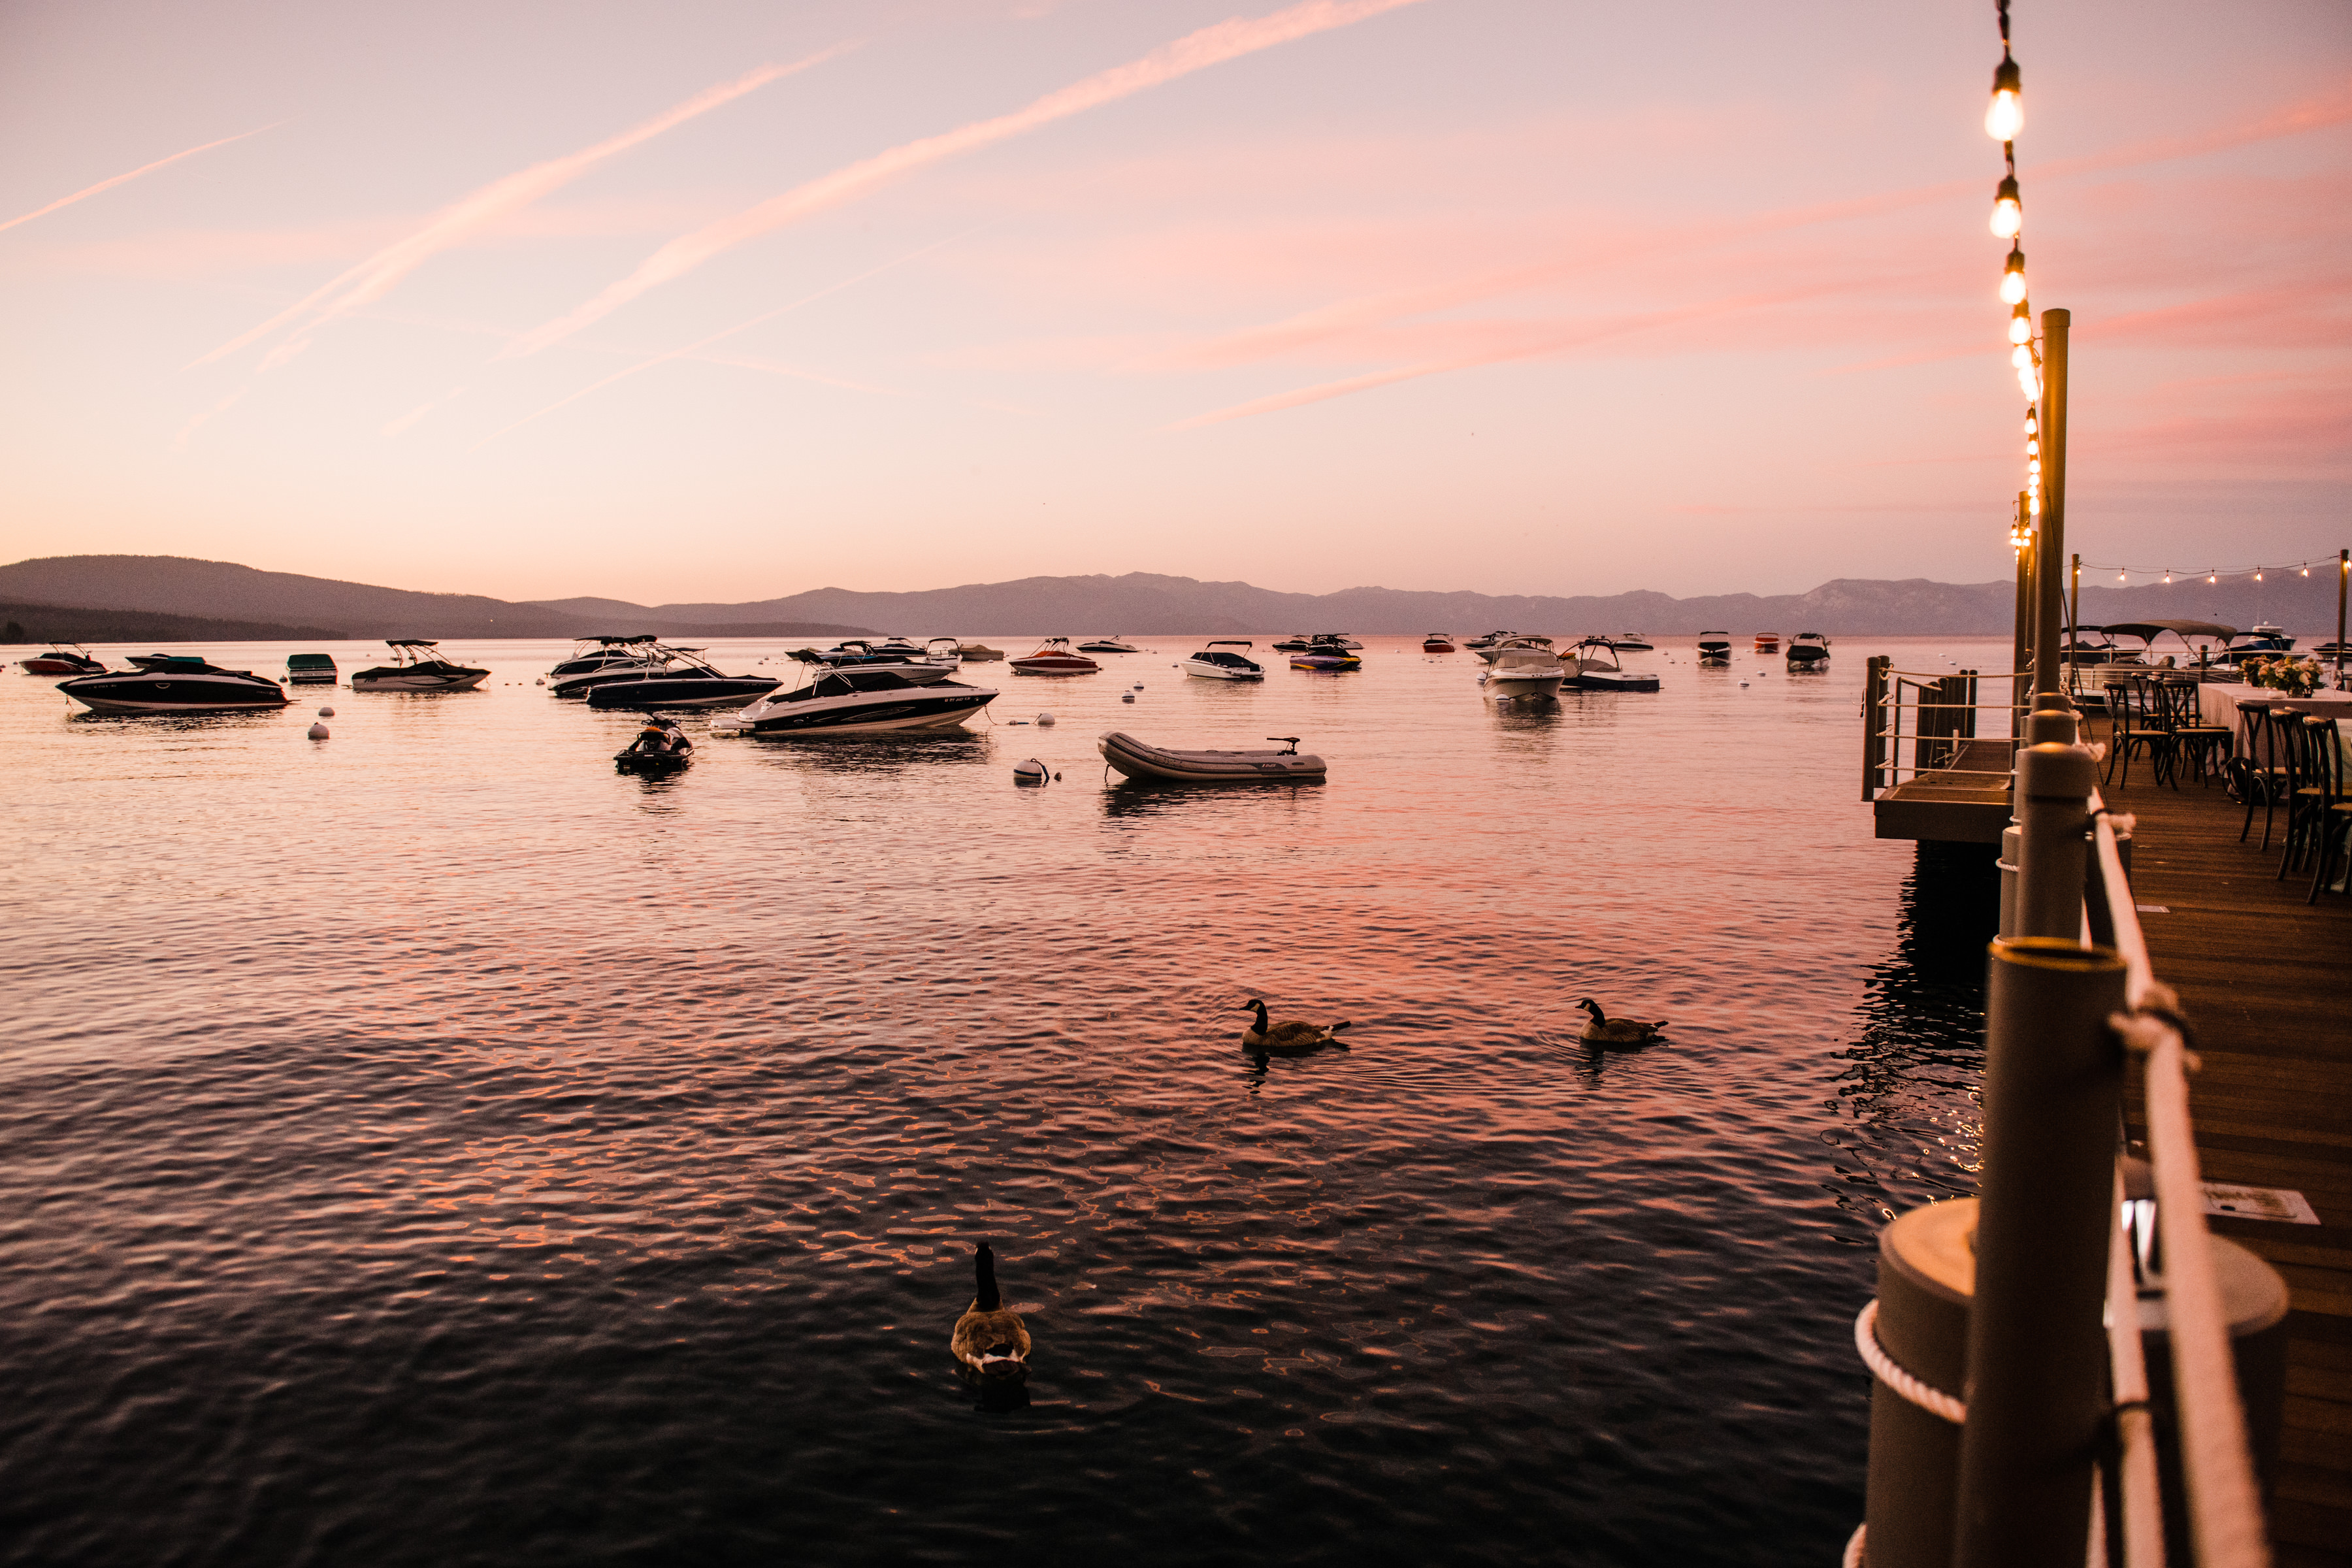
[951,1243,1032,1380]
[1240,999,1351,1053]
[1575,998,1669,1047]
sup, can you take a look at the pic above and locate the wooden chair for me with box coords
[2302,715,2350,902]
[2232,702,2291,849]
[2161,679,2231,786]
[2274,708,2332,882]
[2105,673,2175,789]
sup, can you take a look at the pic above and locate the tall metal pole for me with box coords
[2338,549,2347,690]
[2027,308,2073,744]
[2068,551,2081,696]
[2014,492,2033,738]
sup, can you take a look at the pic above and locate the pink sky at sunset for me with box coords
[1,0,2345,604]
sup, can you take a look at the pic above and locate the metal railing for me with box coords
[1853,732,2277,1568]
[1861,659,2025,796]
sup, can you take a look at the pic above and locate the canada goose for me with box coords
[1576,998,1668,1047]
[1241,998,1351,1053]
[951,1243,1031,1380]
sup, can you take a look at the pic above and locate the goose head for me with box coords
[1241,998,1270,1031]
[1576,998,1605,1024]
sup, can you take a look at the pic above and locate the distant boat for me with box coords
[1754,634,1780,654]
[1288,636,1361,672]
[1010,638,1101,677]
[56,657,289,713]
[1077,636,1141,653]
[1463,631,1512,650]
[1786,632,1831,670]
[1478,644,1565,699]
[956,642,1005,662]
[585,645,782,710]
[1098,731,1326,783]
[1697,632,1733,666]
[17,643,105,675]
[1422,633,1456,653]
[1563,638,1661,693]
[1610,633,1654,651]
[1475,634,1553,666]
[285,653,338,685]
[547,636,668,697]
[723,666,998,734]
[1275,633,1362,651]
[1182,640,1265,681]
[349,640,490,693]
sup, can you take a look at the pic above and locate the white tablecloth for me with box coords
[2200,683,2352,759]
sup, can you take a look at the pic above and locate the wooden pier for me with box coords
[1873,735,2014,844]
[2100,770,2351,1567]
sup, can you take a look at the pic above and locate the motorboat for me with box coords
[1182,640,1265,681]
[957,642,1005,662]
[1478,644,1565,699]
[1098,731,1326,783]
[1612,633,1654,651]
[1422,633,1456,653]
[585,645,783,710]
[285,653,338,685]
[1563,638,1661,693]
[2217,623,2296,664]
[1010,638,1101,677]
[1475,634,1554,666]
[1288,636,1360,672]
[1754,634,1780,654]
[2097,619,2239,678]
[125,655,184,670]
[786,640,957,684]
[615,717,693,773]
[1786,632,1832,670]
[1274,633,1362,651]
[1697,631,1733,666]
[1077,636,1142,653]
[2059,625,2118,664]
[1463,631,1513,651]
[548,636,669,697]
[56,656,289,713]
[349,640,491,692]
[719,666,998,735]
[17,643,105,675]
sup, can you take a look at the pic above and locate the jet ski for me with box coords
[615,717,694,772]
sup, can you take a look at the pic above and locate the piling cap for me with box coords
[2018,740,2097,798]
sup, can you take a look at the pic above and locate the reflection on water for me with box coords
[1827,843,1996,1223]
[1,634,2016,1568]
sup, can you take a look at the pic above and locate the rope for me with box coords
[1854,1300,1967,1424]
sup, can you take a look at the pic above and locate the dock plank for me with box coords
[2104,763,2352,1561]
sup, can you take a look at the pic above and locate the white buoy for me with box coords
[1014,758,1048,785]
[1740,680,1751,688]
[308,722,331,739]
[1036,711,1056,727]
[1134,683,1144,690]
[318,706,335,717]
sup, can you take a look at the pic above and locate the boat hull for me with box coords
[1098,731,1326,783]
[350,666,489,692]
[587,676,782,710]
[57,671,289,713]
[21,656,105,675]
[1567,672,1661,693]
[1290,655,1360,671]
[736,683,997,735]
[1011,657,1099,676]
[1482,673,1564,698]
[1181,657,1263,681]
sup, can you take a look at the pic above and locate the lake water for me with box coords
[1,633,2008,1567]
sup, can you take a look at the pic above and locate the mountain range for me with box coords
[1,554,2340,640]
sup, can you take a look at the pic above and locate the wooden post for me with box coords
[2027,309,2074,744]
[2014,493,2033,739]
[1863,654,1891,800]
[2338,549,2347,690]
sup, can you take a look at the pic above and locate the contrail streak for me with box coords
[476,221,990,447]
[500,0,1429,360]
[190,47,852,372]
[1,124,284,235]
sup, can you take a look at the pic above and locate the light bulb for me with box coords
[1985,57,2023,141]
[2018,370,2040,399]
[2303,566,2312,576]
[2256,571,2264,581]
[2209,572,2217,583]
[2008,313,2032,346]
[1990,176,2022,238]
[2024,407,2039,434]
[2029,493,2040,515]
[2029,457,2041,475]
[2118,572,2127,582]
[2027,437,2040,457]
[2011,344,2034,370]
[1999,246,2027,304]
[2163,573,2172,583]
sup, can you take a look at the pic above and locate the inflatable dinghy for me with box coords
[1098,730,1326,783]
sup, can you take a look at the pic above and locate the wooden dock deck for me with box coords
[1872,734,2014,843]
[2102,768,2352,1567]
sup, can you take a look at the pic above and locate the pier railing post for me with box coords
[1864,655,1891,800]
[1953,742,2125,1568]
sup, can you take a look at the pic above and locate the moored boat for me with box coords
[1182,640,1266,681]
[956,642,1005,661]
[1611,633,1654,651]
[1010,638,1101,677]
[585,645,782,710]
[615,717,693,772]
[349,640,490,692]
[1077,635,1141,653]
[1097,730,1326,783]
[1463,631,1513,651]
[1697,631,1733,666]
[1786,632,1831,670]
[285,653,338,685]
[56,657,289,713]
[548,636,668,697]
[17,643,106,675]
[1564,638,1661,693]
[721,666,998,735]
[1475,634,1553,666]
[1478,644,1566,699]
[1754,633,1780,654]
[1288,635,1360,672]
[1422,633,1456,653]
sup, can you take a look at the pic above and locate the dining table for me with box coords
[2197,682,2352,764]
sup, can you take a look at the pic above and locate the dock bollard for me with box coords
[1861,1199,1975,1568]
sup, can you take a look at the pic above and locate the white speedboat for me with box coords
[785,642,956,684]
[349,640,490,692]
[1475,634,1554,666]
[1010,638,1101,677]
[1697,631,1733,666]
[721,666,997,735]
[1786,632,1832,670]
[1098,731,1326,782]
[1182,640,1266,681]
[585,645,782,710]
[1611,633,1654,651]
[1464,631,1514,651]
[56,657,289,713]
[1563,638,1660,693]
[1478,645,1565,699]
[1077,635,1142,653]
[548,636,669,697]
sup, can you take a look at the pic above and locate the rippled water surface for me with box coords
[2,634,2006,1567]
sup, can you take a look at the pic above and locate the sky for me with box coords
[1,0,2347,604]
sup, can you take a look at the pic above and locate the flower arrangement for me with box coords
[2244,654,2323,697]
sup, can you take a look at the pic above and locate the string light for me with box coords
[1991,176,2023,237]
[2001,246,2027,304]
[1985,56,2023,140]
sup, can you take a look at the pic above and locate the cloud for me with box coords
[0,123,284,235]
[498,0,1432,361]
[189,48,850,374]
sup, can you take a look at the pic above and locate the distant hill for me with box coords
[7,554,2336,642]
[1,600,346,644]
[0,557,868,640]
